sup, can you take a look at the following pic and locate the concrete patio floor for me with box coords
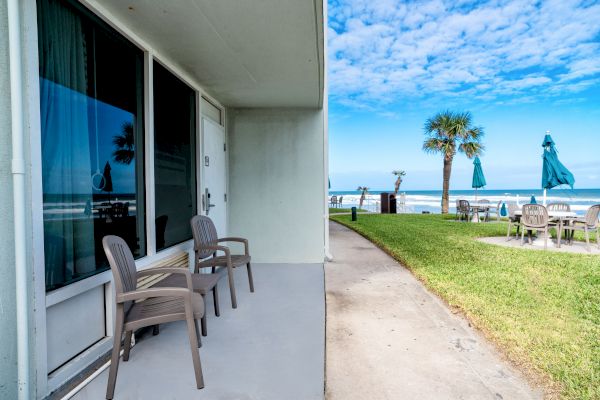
[479,235,600,254]
[71,263,325,400]
[325,221,543,400]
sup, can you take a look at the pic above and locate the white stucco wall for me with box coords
[0,1,18,398]
[227,108,326,263]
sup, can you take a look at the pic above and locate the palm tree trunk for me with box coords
[394,178,400,195]
[441,155,453,214]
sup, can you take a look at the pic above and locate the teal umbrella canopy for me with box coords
[472,156,487,188]
[541,134,574,189]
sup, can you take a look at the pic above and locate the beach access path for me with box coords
[325,221,542,400]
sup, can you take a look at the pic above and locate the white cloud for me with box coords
[328,0,600,108]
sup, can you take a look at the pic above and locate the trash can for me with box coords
[380,193,391,213]
[389,194,397,214]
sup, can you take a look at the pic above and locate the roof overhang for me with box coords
[86,0,324,108]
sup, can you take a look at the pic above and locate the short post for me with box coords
[351,207,357,221]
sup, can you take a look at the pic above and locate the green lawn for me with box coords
[330,213,600,399]
[329,207,370,214]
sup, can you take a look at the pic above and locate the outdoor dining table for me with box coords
[514,209,577,248]
[468,202,498,223]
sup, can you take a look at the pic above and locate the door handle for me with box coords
[205,188,215,215]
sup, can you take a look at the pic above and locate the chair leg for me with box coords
[200,295,207,337]
[596,229,599,250]
[185,316,204,389]
[213,286,220,317]
[122,331,132,362]
[152,325,160,336]
[106,310,124,400]
[195,318,203,345]
[506,221,512,241]
[247,262,255,293]
[584,227,591,252]
[544,228,548,250]
[521,226,526,246]
[227,265,237,309]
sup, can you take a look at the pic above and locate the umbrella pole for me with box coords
[543,189,547,206]
[472,188,479,223]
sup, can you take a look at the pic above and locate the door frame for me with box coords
[200,115,228,236]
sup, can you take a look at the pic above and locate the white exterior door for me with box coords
[202,118,227,236]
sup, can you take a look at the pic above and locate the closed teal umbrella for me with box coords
[471,156,486,222]
[472,156,486,189]
[541,132,574,204]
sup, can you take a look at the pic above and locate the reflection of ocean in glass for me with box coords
[42,79,137,220]
[41,78,142,291]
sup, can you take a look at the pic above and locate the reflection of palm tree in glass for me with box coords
[112,122,134,165]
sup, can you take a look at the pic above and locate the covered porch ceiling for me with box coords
[90,0,325,108]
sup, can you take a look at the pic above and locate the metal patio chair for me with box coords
[455,199,461,220]
[330,195,338,208]
[191,215,254,309]
[477,199,491,221]
[102,235,205,400]
[561,204,600,252]
[520,204,549,249]
[458,199,471,222]
[547,202,571,212]
[494,200,502,221]
[506,202,521,240]
[547,202,571,241]
[338,196,343,208]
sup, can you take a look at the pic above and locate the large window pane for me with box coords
[38,0,145,291]
[153,62,197,250]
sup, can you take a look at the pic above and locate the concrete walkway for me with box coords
[325,221,542,400]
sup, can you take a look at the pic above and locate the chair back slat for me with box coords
[191,215,219,259]
[547,203,571,212]
[585,204,600,227]
[522,204,548,228]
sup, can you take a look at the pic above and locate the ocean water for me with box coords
[329,188,600,215]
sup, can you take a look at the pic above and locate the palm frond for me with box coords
[458,141,485,158]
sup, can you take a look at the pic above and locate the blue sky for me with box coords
[328,0,600,191]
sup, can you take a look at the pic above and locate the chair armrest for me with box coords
[218,237,249,255]
[196,244,231,256]
[137,267,193,290]
[117,287,191,303]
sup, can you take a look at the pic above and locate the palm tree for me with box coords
[112,122,135,165]
[422,111,484,214]
[392,170,406,195]
[357,186,369,209]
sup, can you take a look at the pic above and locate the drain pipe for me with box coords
[7,0,31,398]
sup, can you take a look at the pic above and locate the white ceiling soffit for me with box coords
[93,0,324,108]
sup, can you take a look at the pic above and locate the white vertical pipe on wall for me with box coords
[7,0,30,398]
[321,0,332,261]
